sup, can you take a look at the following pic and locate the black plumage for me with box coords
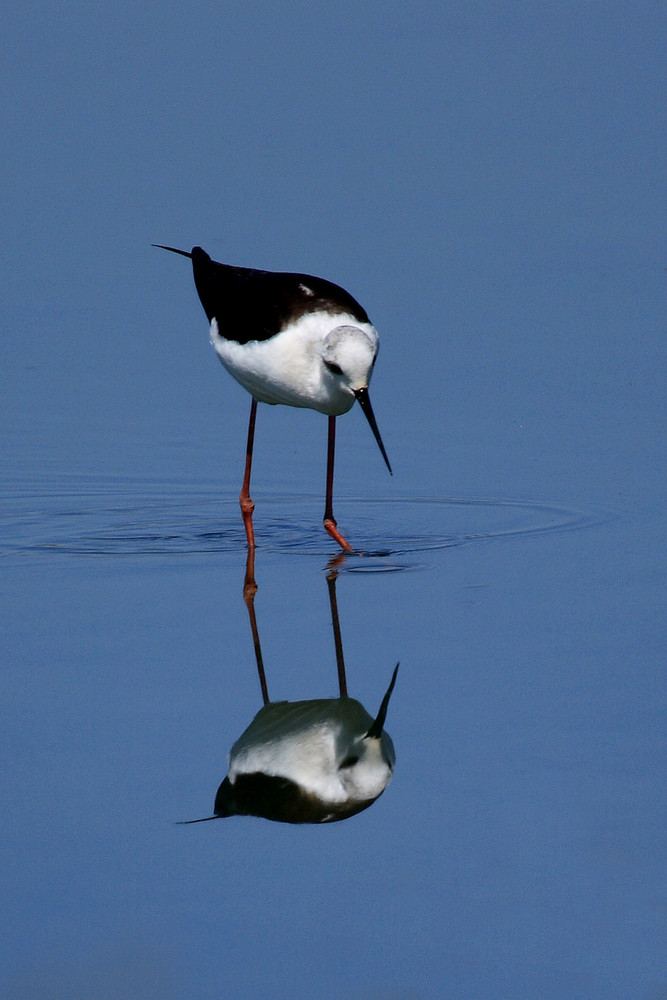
[155,245,369,344]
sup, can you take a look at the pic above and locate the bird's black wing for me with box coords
[188,246,370,344]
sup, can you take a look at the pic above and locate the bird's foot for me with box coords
[324,517,354,553]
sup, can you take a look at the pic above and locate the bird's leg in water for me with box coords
[323,416,354,552]
[240,398,257,549]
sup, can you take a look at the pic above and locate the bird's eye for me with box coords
[324,360,343,376]
[340,754,360,769]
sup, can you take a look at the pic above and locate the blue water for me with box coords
[2,474,664,999]
[2,5,665,998]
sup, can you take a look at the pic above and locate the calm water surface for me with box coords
[3,5,665,996]
[1,477,663,999]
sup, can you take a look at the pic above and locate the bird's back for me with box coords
[189,246,370,344]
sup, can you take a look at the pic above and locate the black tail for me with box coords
[175,814,222,825]
[153,244,193,259]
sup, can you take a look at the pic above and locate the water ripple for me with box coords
[0,477,608,565]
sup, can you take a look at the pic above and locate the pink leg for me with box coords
[323,416,354,552]
[240,398,257,549]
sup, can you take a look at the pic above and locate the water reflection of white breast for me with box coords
[228,698,396,804]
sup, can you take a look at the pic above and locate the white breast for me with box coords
[209,313,377,415]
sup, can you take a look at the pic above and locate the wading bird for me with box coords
[155,245,392,550]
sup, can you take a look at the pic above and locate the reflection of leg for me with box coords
[323,416,354,552]
[239,398,257,549]
[243,546,269,705]
[326,568,347,698]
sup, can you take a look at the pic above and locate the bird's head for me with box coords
[321,325,392,474]
[321,325,378,393]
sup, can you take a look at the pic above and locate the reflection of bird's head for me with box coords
[336,663,399,801]
[336,731,395,801]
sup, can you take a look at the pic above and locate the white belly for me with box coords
[210,314,365,416]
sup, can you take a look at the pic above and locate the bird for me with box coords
[179,663,398,824]
[155,244,392,551]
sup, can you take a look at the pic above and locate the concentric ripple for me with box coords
[0,476,607,566]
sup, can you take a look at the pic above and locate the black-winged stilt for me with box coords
[155,245,391,551]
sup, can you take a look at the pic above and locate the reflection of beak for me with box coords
[354,387,393,475]
[365,663,399,739]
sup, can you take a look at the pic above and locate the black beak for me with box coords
[354,387,393,475]
[365,663,399,739]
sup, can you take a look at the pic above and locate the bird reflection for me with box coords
[181,552,398,824]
